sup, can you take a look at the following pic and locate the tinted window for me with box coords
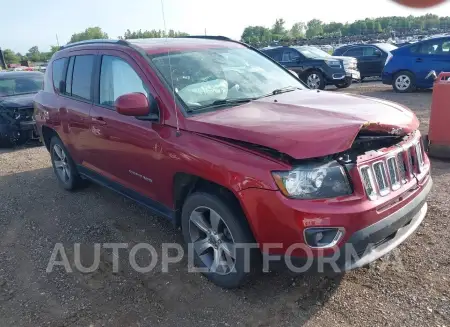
[266,49,282,61]
[442,40,450,54]
[71,55,94,101]
[65,56,75,95]
[363,47,378,56]
[52,58,67,92]
[0,74,43,97]
[344,47,363,57]
[282,49,300,62]
[418,39,450,55]
[99,55,149,107]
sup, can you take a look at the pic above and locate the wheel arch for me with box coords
[172,172,249,231]
[41,125,59,152]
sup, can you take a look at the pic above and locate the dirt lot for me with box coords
[0,83,449,327]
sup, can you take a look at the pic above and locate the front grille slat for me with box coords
[359,137,426,200]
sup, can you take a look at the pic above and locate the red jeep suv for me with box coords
[34,37,432,288]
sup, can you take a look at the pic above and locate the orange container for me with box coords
[428,72,450,159]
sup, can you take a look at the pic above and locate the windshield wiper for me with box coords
[263,86,300,98]
[187,98,255,112]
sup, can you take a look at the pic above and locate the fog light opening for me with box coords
[304,227,345,248]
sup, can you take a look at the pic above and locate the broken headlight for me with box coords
[272,161,352,199]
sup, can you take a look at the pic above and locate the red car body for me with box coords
[34,38,431,271]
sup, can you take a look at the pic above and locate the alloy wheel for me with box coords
[52,144,71,183]
[395,75,411,91]
[307,73,321,89]
[189,206,236,275]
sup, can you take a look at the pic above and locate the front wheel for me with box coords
[393,71,416,93]
[304,71,326,90]
[181,192,258,288]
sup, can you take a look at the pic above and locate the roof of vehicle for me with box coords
[59,37,246,56]
[0,71,44,79]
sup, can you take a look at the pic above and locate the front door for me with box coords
[414,38,450,88]
[86,51,162,201]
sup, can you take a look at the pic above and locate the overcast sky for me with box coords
[2,0,449,53]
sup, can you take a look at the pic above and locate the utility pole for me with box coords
[204,28,207,36]
[56,34,60,47]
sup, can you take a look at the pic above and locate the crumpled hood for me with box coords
[0,94,36,110]
[185,90,419,159]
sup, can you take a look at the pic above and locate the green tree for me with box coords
[272,18,286,36]
[290,22,305,39]
[3,49,20,64]
[26,46,41,62]
[306,19,323,38]
[69,27,109,43]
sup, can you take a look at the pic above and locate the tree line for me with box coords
[2,26,189,65]
[241,14,450,45]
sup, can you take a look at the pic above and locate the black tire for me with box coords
[304,70,326,90]
[181,192,258,288]
[49,136,86,190]
[335,80,352,89]
[393,71,416,93]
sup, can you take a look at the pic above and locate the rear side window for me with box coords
[71,55,95,101]
[344,47,363,57]
[52,58,68,92]
[265,49,282,61]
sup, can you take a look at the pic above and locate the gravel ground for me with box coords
[0,83,449,327]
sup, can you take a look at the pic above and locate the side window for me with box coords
[267,50,282,62]
[344,47,363,57]
[418,40,443,55]
[363,47,377,56]
[441,40,450,54]
[64,56,75,95]
[52,58,68,92]
[71,55,95,101]
[99,55,150,107]
[282,50,300,62]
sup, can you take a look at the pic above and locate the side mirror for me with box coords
[115,92,151,117]
[58,80,66,93]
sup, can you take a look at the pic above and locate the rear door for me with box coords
[413,38,450,87]
[57,52,96,164]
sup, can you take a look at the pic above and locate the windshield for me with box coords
[150,47,305,111]
[375,43,398,53]
[294,46,331,58]
[0,75,43,97]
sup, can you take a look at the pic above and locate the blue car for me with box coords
[382,36,450,92]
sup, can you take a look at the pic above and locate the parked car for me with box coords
[333,43,398,80]
[0,71,43,146]
[382,36,450,92]
[34,37,431,288]
[261,45,359,89]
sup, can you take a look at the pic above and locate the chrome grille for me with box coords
[359,140,426,200]
[360,166,376,200]
[373,162,389,195]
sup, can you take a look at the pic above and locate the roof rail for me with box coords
[179,35,233,41]
[60,39,129,50]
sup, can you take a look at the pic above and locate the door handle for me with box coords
[416,58,423,63]
[91,116,107,125]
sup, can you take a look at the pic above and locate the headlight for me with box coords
[272,161,352,199]
[325,60,342,68]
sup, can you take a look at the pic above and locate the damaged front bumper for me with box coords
[0,109,40,145]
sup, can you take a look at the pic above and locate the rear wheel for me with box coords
[181,192,258,288]
[393,71,416,93]
[304,71,325,90]
[50,136,86,190]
